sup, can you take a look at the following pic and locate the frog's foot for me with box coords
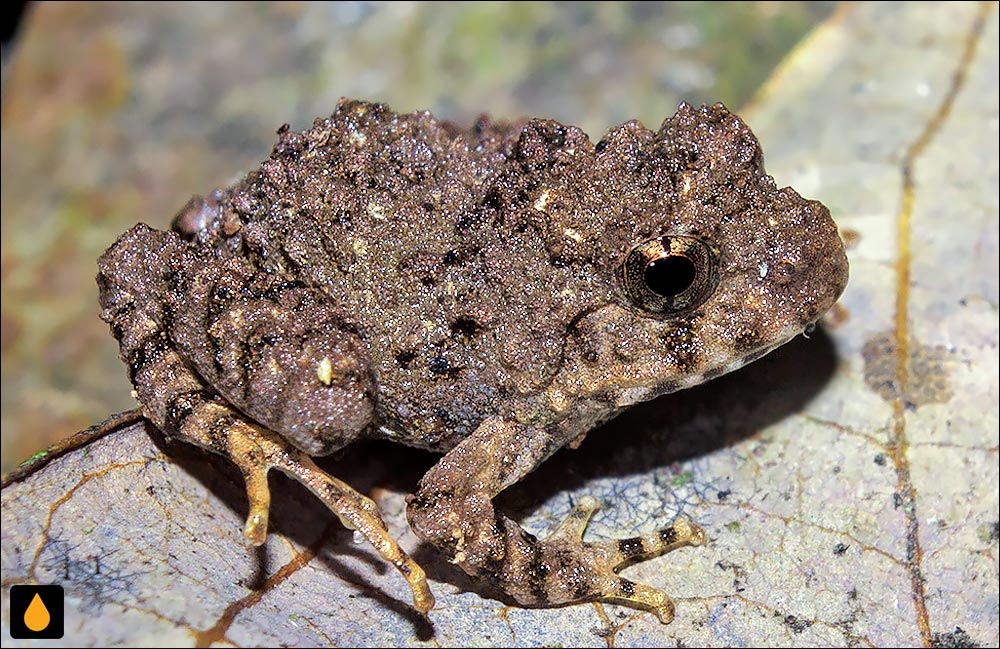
[542,496,705,624]
[218,413,435,615]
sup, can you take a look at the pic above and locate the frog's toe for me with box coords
[546,495,601,542]
[595,515,706,568]
[233,450,272,546]
[604,577,676,624]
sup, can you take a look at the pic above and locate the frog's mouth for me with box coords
[558,300,815,411]
[608,320,809,409]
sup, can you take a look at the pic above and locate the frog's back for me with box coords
[194,100,602,450]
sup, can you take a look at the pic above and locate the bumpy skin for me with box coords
[98,99,848,622]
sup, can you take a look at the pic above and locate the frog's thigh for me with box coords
[104,299,433,614]
[406,417,704,623]
[168,260,374,456]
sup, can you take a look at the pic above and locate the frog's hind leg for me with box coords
[97,279,434,615]
[406,417,703,624]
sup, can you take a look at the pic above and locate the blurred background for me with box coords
[1,2,835,472]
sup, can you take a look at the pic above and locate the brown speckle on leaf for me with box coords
[861,332,953,407]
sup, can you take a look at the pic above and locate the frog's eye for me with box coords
[620,235,719,316]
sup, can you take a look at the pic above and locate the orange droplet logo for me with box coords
[24,592,51,632]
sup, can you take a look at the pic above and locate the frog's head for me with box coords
[557,103,848,406]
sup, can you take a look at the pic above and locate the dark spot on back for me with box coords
[213,285,233,302]
[450,316,483,339]
[483,188,502,211]
[263,280,307,301]
[394,349,417,369]
[429,356,457,376]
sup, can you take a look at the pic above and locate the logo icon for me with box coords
[9,585,64,639]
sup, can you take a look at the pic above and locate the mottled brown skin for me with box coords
[97,99,848,623]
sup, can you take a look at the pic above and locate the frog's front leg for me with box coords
[406,418,704,623]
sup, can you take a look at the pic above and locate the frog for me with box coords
[96,99,849,624]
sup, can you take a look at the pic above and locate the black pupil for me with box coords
[644,255,696,297]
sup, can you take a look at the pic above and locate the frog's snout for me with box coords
[800,221,850,328]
